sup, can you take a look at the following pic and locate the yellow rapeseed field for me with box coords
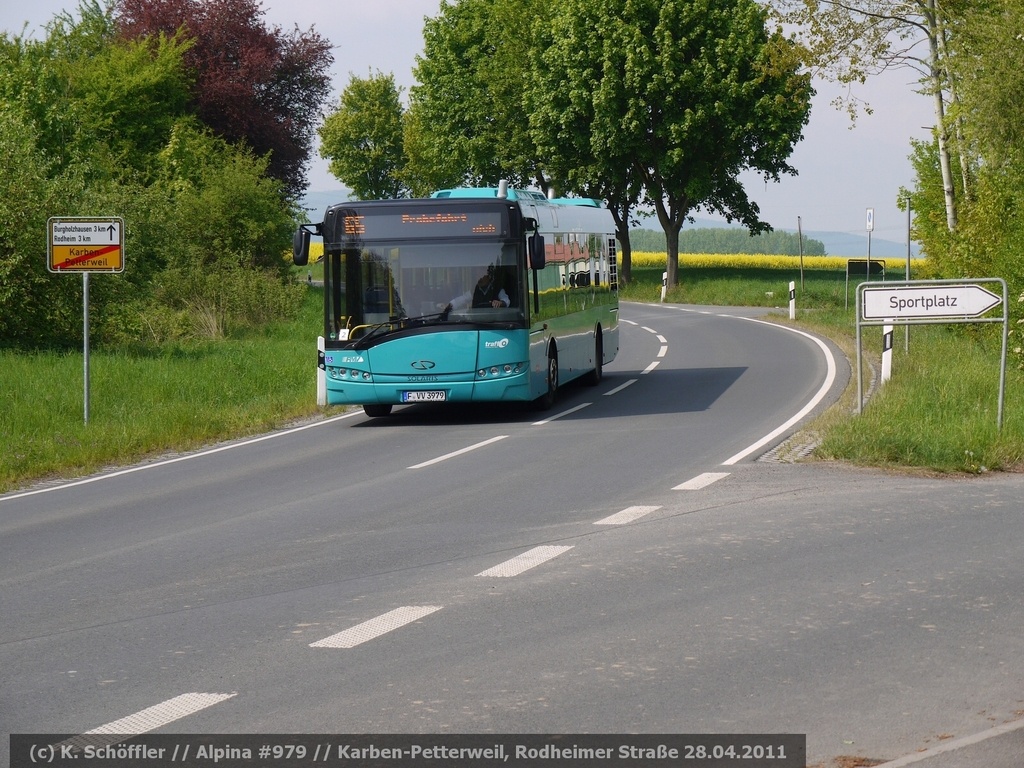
[299,246,851,272]
[630,251,853,270]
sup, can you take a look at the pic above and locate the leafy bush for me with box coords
[154,267,306,339]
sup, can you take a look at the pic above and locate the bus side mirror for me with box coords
[292,228,310,266]
[529,232,546,270]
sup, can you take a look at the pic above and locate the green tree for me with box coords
[153,120,295,274]
[528,0,645,282]
[116,0,334,199]
[400,101,462,197]
[408,0,549,191]
[534,0,812,289]
[905,3,1024,367]
[0,107,83,348]
[946,0,1024,169]
[1,2,192,181]
[0,1,305,348]
[319,72,408,200]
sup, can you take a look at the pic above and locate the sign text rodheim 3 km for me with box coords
[47,217,124,273]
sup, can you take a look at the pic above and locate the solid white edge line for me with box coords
[2,411,363,502]
[532,402,591,425]
[871,718,1024,768]
[408,435,508,469]
[673,472,731,491]
[719,316,838,466]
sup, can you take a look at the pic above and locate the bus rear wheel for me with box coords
[583,329,603,386]
[362,403,393,417]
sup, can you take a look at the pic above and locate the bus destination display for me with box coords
[337,209,505,240]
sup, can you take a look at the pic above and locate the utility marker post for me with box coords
[881,323,893,383]
[797,216,804,291]
[317,336,327,406]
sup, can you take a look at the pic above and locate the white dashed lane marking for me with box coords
[476,546,574,578]
[60,693,237,751]
[408,436,508,469]
[594,506,662,526]
[310,606,443,649]
[673,472,731,491]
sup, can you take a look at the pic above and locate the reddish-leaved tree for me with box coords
[116,0,333,198]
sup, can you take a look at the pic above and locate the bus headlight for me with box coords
[328,367,372,382]
[477,362,526,378]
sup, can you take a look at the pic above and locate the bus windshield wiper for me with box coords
[354,311,460,348]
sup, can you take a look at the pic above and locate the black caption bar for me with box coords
[11,734,805,768]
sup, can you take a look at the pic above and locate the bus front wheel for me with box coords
[362,403,393,417]
[535,346,558,410]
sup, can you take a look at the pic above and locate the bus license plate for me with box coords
[402,390,446,402]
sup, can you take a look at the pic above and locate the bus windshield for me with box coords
[332,240,524,339]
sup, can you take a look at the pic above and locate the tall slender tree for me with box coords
[770,0,966,232]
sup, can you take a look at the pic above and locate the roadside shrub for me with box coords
[100,267,306,344]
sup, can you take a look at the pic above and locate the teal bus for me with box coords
[293,184,619,417]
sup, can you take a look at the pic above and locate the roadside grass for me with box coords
[816,326,1024,472]
[2,254,1021,494]
[0,291,327,493]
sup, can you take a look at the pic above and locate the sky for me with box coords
[2,0,935,249]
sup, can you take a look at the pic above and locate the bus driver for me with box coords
[443,265,510,312]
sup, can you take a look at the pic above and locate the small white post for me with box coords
[660,271,667,302]
[881,323,893,383]
[788,281,796,320]
[317,335,326,406]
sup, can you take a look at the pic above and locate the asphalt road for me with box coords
[2,302,1022,768]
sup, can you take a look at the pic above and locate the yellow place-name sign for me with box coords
[48,217,124,273]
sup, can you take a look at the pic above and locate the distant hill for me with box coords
[299,189,920,259]
[802,229,919,259]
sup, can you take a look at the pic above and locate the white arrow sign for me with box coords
[861,283,1002,320]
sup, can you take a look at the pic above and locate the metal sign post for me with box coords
[855,278,1008,429]
[47,217,125,424]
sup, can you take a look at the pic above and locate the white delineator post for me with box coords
[317,336,326,406]
[789,281,796,320]
[661,271,667,303]
[881,323,894,383]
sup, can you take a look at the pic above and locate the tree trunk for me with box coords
[926,0,958,231]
